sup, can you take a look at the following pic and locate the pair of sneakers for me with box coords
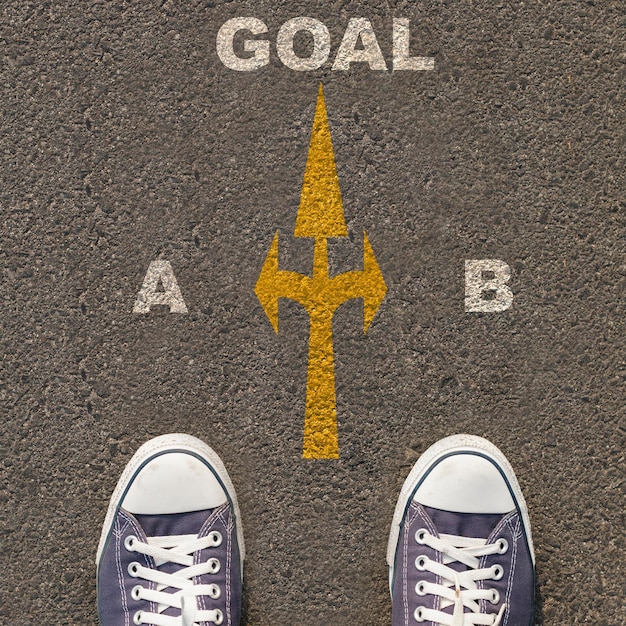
[96,434,535,626]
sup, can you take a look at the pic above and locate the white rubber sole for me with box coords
[95,433,245,567]
[386,434,534,589]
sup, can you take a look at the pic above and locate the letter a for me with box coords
[332,18,387,71]
[133,260,188,314]
[465,259,513,312]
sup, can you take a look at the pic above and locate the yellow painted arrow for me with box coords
[255,85,386,459]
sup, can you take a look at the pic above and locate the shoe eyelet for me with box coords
[131,585,143,601]
[415,580,427,596]
[490,589,500,604]
[133,610,143,625]
[124,535,137,552]
[413,606,426,622]
[207,557,221,574]
[208,531,223,547]
[213,608,224,625]
[128,562,141,577]
[491,564,504,580]
[414,555,429,571]
[495,538,509,554]
[414,528,428,545]
[208,583,221,599]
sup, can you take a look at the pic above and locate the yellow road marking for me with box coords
[255,84,386,459]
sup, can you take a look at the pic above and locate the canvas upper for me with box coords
[387,434,535,626]
[96,434,244,626]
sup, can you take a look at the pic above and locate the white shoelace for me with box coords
[125,531,225,626]
[412,530,508,626]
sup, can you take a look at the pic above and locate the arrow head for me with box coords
[295,84,347,239]
[362,231,387,333]
[255,231,280,333]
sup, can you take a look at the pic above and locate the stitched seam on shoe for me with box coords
[402,505,414,626]
[214,505,232,625]
[198,503,228,536]
[199,506,221,621]
[502,515,520,626]
[404,503,422,626]
[193,538,206,619]
[479,511,516,618]
[196,504,231,624]
[121,510,158,618]
[114,517,131,626]
[402,519,409,626]
[202,504,233,625]
[489,511,514,544]
[416,504,440,619]
[225,509,234,626]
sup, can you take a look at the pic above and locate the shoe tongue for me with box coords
[423,505,503,540]
[134,508,212,538]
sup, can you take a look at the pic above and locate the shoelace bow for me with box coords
[413,530,507,626]
[126,532,224,626]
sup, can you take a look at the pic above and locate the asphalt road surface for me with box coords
[1,2,624,625]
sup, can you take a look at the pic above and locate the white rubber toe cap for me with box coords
[96,434,246,565]
[413,453,515,514]
[122,451,228,515]
[387,434,535,575]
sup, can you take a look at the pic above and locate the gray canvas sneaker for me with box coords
[96,434,245,626]
[387,434,535,626]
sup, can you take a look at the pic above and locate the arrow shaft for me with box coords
[302,307,338,459]
[312,236,329,279]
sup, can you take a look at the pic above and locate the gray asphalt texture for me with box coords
[1,1,624,625]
